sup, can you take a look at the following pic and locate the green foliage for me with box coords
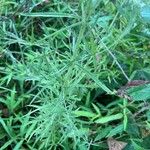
[141,6,150,22]
[127,83,150,101]
[0,0,150,149]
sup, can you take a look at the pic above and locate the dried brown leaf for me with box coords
[107,138,127,150]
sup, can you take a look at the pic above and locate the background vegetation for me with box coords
[0,0,150,149]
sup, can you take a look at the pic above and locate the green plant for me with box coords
[0,0,150,149]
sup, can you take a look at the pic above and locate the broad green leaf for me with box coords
[124,142,135,150]
[95,126,112,141]
[68,128,89,138]
[92,0,100,8]
[107,124,124,137]
[124,140,144,150]
[131,140,144,150]
[126,116,140,138]
[127,84,150,101]
[73,110,96,118]
[130,68,150,81]
[141,6,150,22]
[95,113,123,124]
[146,111,150,121]
[142,135,150,149]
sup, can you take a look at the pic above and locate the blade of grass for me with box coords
[19,12,78,18]
[76,63,113,94]
[95,113,123,124]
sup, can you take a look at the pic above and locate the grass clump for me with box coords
[0,0,150,149]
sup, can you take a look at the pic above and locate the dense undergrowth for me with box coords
[0,0,150,149]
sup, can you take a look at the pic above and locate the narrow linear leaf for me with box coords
[123,113,128,131]
[107,124,124,137]
[92,103,101,115]
[0,118,12,138]
[146,121,150,129]
[13,140,23,150]
[95,113,123,124]
[19,12,77,18]
[25,122,37,140]
[76,64,113,94]
[0,139,14,150]
[73,110,96,118]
